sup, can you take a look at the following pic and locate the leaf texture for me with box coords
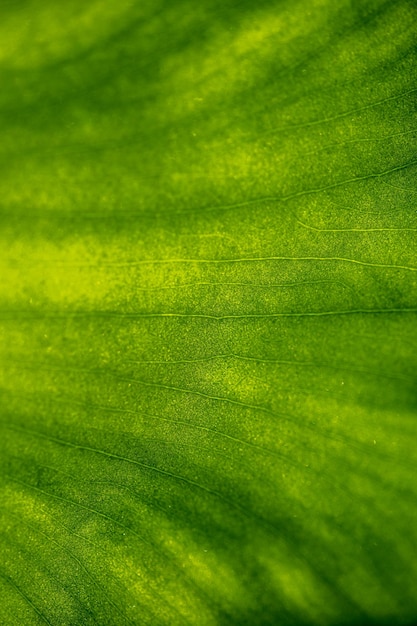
[0,0,417,624]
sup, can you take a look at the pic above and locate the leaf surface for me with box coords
[1,1,417,624]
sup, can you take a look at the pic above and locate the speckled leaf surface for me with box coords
[0,1,417,624]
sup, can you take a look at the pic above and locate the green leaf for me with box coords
[1,0,416,624]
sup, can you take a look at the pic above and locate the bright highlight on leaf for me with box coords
[0,0,416,624]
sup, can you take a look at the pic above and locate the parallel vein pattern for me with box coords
[1,0,417,624]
